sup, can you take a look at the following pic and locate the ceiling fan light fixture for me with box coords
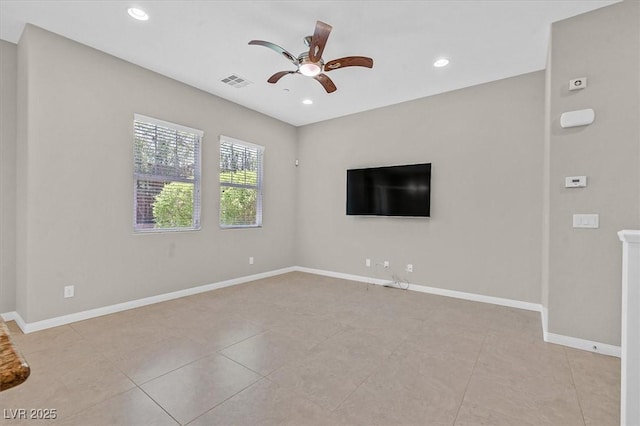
[433,58,450,68]
[302,99,313,105]
[249,21,372,94]
[299,62,321,77]
[127,7,149,21]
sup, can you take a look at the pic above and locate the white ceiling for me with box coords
[0,0,619,127]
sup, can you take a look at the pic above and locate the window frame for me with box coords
[133,114,203,233]
[219,135,264,229]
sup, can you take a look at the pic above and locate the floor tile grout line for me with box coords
[46,372,158,424]
[215,328,271,353]
[216,351,270,378]
[136,383,183,425]
[451,329,489,426]
[564,346,588,426]
[39,382,141,423]
[105,335,206,378]
[126,330,269,424]
[113,329,269,387]
[331,336,408,413]
[181,376,266,426]
[66,323,86,338]
[124,338,266,387]
[123,349,220,387]
[8,333,142,423]
[10,324,89,358]
[215,325,368,382]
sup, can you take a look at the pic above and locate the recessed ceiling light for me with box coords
[302,99,313,105]
[433,58,450,68]
[127,7,149,21]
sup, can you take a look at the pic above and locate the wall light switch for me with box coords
[573,214,599,229]
[565,176,587,188]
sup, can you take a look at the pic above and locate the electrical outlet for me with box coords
[406,264,413,273]
[383,261,390,268]
[64,285,74,298]
[249,256,254,265]
[365,258,371,267]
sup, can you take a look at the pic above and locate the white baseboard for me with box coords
[294,266,542,312]
[296,267,621,358]
[0,265,622,359]
[294,266,392,286]
[0,311,28,331]
[541,306,549,333]
[0,311,19,322]
[538,305,620,358]
[544,331,621,358]
[2,267,296,334]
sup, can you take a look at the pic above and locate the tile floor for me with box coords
[2,272,620,425]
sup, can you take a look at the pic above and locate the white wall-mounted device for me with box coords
[560,108,595,128]
[569,77,587,91]
[573,214,599,229]
[565,176,587,188]
[64,285,75,298]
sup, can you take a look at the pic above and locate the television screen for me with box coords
[346,163,431,217]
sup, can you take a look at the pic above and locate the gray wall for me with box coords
[15,25,297,322]
[296,71,545,304]
[545,0,640,345]
[0,40,17,313]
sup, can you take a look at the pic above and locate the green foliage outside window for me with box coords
[220,187,257,226]
[151,174,258,228]
[152,182,194,228]
[220,168,260,226]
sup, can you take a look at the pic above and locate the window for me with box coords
[219,136,264,228]
[133,114,202,232]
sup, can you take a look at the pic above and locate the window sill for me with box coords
[134,226,201,234]
[219,224,262,230]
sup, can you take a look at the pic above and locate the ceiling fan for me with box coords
[248,21,373,94]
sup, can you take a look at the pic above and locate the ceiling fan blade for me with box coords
[308,21,332,63]
[248,40,298,66]
[313,74,337,93]
[267,70,297,84]
[324,56,374,72]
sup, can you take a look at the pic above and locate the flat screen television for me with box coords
[346,163,431,217]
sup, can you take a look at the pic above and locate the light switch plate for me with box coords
[64,285,75,298]
[573,214,599,229]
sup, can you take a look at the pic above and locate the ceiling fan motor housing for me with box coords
[298,52,324,76]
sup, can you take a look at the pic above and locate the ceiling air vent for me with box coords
[221,74,252,88]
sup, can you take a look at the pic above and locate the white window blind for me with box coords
[219,136,264,228]
[133,114,202,232]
